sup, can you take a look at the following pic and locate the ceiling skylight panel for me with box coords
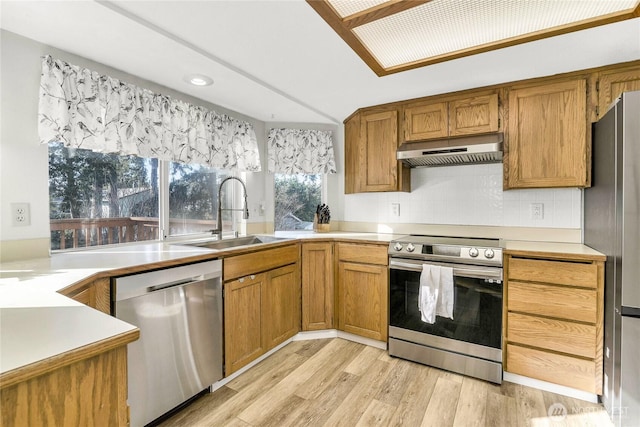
[352,0,640,69]
[327,0,391,18]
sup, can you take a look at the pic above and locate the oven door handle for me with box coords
[389,259,503,281]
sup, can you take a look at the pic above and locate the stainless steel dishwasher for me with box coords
[114,260,223,427]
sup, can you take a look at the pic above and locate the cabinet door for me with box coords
[224,273,265,375]
[598,67,640,117]
[404,101,448,141]
[359,109,409,192]
[337,261,388,341]
[301,242,333,331]
[449,93,499,136]
[507,79,589,188]
[344,113,360,194]
[263,264,300,349]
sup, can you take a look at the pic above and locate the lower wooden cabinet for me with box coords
[504,252,605,394]
[223,244,301,376]
[58,277,111,314]
[1,341,133,426]
[336,243,388,342]
[301,242,334,331]
[263,264,301,349]
[224,272,266,375]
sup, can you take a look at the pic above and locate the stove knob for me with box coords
[406,243,415,253]
[484,249,495,259]
[393,242,403,252]
[469,247,479,258]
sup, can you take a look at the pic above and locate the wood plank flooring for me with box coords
[159,338,612,427]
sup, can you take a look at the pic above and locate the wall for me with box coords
[344,164,581,228]
[0,30,268,260]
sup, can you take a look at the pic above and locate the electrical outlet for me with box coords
[530,203,544,220]
[11,203,31,226]
[391,203,400,217]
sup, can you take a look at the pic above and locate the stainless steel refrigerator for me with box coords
[584,90,639,427]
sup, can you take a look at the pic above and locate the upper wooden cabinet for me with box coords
[449,94,499,137]
[404,101,448,140]
[344,108,410,193]
[404,93,499,141]
[505,79,589,189]
[597,66,640,118]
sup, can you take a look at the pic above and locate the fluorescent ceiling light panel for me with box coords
[311,0,640,76]
[329,0,391,17]
[354,0,640,69]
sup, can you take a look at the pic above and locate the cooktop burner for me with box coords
[388,235,503,266]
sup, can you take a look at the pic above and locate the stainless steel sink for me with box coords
[180,235,291,250]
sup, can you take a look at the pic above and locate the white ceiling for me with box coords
[1,0,639,125]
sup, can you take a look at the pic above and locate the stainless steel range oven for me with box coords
[388,235,504,383]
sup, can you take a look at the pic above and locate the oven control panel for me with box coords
[389,241,503,265]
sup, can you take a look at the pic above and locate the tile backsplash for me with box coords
[343,164,581,228]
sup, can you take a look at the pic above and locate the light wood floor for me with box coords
[160,338,612,427]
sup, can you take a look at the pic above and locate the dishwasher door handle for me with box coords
[147,278,199,293]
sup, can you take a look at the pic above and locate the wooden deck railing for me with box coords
[50,217,216,250]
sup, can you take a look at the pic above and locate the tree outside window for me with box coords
[274,174,321,231]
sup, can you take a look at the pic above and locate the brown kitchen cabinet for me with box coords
[505,78,590,189]
[404,93,499,141]
[1,345,132,426]
[224,272,266,375]
[263,263,301,349]
[301,242,334,331]
[59,277,111,314]
[344,107,410,193]
[503,251,605,394]
[223,243,300,375]
[336,243,388,342]
[597,66,640,118]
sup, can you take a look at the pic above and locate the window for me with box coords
[274,174,322,231]
[48,143,232,250]
[168,162,231,236]
[49,142,159,250]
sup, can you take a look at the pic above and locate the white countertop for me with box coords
[0,232,602,379]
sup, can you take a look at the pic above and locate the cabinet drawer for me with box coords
[224,244,299,281]
[508,258,597,288]
[337,243,388,266]
[507,312,596,358]
[506,344,597,394]
[508,281,596,323]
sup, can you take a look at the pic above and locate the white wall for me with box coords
[344,164,581,228]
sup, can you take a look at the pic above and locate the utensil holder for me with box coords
[313,214,330,233]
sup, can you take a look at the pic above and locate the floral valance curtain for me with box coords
[38,55,261,171]
[267,128,336,174]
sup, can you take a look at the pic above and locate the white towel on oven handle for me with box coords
[418,264,454,324]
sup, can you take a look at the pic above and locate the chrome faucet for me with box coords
[211,176,249,239]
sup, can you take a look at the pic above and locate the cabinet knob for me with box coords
[239,277,245,283]
[250,275,256,280]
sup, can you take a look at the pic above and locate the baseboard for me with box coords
[503,371,599,403]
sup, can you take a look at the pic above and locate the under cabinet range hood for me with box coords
[397,133,503,167]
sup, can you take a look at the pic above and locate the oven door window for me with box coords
[389,267,502,349]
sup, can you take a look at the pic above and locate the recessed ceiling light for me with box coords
[184,74,214,86]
